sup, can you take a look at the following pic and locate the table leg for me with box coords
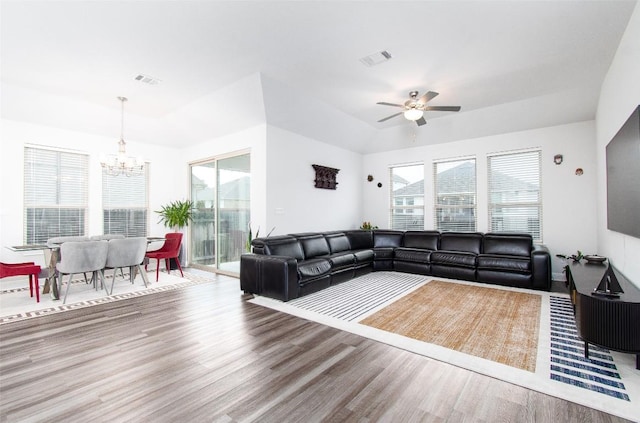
[42,248,60,300]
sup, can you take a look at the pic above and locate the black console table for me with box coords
[566,261,640,369]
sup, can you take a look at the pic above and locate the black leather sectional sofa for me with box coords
[240,230,551,302]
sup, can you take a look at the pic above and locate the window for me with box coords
[433,158,477,232]
[102,167,149,237]
[488,150,542,241]
[24,146,88,244]
[390,164,424,230]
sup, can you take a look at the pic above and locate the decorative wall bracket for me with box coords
[312,164,339,190]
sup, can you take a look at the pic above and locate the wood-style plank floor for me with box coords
[0,272,632,422]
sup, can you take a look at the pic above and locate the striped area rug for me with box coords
[288,271,426,321]
[549,296,629,401]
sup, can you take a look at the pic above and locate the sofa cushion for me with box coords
[346,230,374,250]
[477,255,530,273]
[325,233,351,253]
[322,252,355,270]
[263,237,305,260]
[403,231,439,250]
[483,233,532,257]
[298,234,330,258]
[353,249,374,263]
[394,247,432,263]
[373,247,394,260]
[373,230,404,248]
[297,258,332,280]
[430,251,477,268]
[439,232,483,254]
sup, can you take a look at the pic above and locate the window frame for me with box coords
[389,163,425,230]
[102,165,150,237]
[23,145,89,244]
[487,149,543,242]
[433,157,477,232]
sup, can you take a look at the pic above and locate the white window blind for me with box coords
[389,164,424,230]
[488,150,542,241]
[24,146,88,244]
[433,158,477,232]
[102,167,148,237]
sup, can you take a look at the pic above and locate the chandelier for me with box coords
[100,96,144,177]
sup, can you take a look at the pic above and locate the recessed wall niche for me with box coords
[312,164,339,190]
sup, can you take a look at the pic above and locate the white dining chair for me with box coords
[56,240,109,304]
[105,237,149,295]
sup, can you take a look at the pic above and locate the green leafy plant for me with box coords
[360,221,378,230]
[156,200,194,231]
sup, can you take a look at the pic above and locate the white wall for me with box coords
[265,125,363,234]
[0,119,183,266]
[363,120,598,280]
[596,1,640,285]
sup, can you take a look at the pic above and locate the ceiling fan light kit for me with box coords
[377,90,461,126]
[403,108,423,121]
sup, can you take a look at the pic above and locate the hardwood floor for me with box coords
[0,272,631,422]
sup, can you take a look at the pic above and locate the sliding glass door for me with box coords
[189,152,250,275]
[217,155,250,273]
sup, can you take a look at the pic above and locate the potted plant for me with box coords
[156,200,194,231]
[155,200,193,267]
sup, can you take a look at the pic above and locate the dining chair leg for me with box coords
[63,273,75,304]
[164,259,171,277]
[29,275,34,298]
[31,274,40,303]
[174,258,184,278]
[155,258,160,282]
[137,264,149,288]
[98,270,109,296]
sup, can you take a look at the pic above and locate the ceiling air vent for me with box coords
[359,50,392,67]
[134,74,161,85]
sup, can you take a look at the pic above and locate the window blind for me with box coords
[389,164,424,230]
[488,150,542,241]
[102,167,148,237]
[433,158,477,232]
[24,146,89,244]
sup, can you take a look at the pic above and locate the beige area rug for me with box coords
[360,281,541,371]
[250,273,640,421]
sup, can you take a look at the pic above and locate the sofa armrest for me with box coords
[531,244,551,291]
[240,254,300,301]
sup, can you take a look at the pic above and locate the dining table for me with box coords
[7,236,165,301]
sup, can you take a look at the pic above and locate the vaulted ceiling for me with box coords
[1,1,636,153]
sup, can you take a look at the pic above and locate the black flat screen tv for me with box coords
[606,105,640,239]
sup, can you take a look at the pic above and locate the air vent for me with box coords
[134,74,161,85]
[359,50,392,67]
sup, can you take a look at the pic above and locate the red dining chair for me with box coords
[145,233,184,282]
[0,262,42,302]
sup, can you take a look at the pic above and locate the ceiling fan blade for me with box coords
[377,112,403,123]
[418,91,439,104]
[424,106,461,112]
[377,102,405,108]
[416,117,427,126]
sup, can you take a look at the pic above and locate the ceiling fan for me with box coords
[377,91,461,126]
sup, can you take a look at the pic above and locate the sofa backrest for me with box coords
[483,233,532,257]
[439,232,483,254]
[403,231,440,250]
[345,230,374,250]
[296,234,330,258]
[323,232,350,253]
[373,230,404,248]
[260,236,305,260]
